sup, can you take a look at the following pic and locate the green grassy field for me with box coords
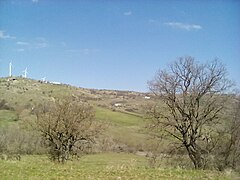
[95,106,145,126]
[0,153,236,180]
[95,106,149,150]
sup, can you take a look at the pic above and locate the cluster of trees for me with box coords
[0,98,104,163]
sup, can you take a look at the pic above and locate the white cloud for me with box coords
[35,37,46,41]
[16,41,29,45]
[34,37,48,48]
[0,30,16,39]
[16,49,25,52]
[81,48,100,54]
[80,48,90,54]
[148,19,157,23]
[36,42,48,48]
[66,48,100,54]
[32,0,39,3]
[16,37,48,50]
[164,22,202,31]
[124,11,132,16]
[66,49,78,53]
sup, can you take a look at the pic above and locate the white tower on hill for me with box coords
[9,62,12,77]
[22,67,28,78]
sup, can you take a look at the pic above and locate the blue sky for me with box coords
[0,0,239,92]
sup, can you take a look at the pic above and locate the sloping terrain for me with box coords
[0,77,153,114]
[0,76,154,151]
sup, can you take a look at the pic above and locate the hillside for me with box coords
[0,76,155,152]
[0,77,153,114]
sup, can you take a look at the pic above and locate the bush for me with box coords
[0,124,44,156]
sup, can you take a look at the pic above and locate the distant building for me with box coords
[114,103,122,107]
[7,77,17,82]
[144,96,151,100]
[51,81,61,85]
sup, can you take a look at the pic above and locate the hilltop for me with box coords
[0,76,153,115]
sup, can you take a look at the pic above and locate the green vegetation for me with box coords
[0,76,239,178]
[0,153,236,179]
[35,99,101,163]
[95,106,148,151]
[0,110,18,127]
[147,57,240,170]
[95,106,145,126]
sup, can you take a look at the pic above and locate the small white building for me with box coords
[51,81,61,85]
[144,96,151,100]
[114,103,122,107]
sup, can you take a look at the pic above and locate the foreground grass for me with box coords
[0,153,237,180]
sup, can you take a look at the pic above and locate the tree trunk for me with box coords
[186,144,204,169]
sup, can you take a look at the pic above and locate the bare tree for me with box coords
[148,56,232,169]
[35,98,103,163]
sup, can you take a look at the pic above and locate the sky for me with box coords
[0,0,239,92]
